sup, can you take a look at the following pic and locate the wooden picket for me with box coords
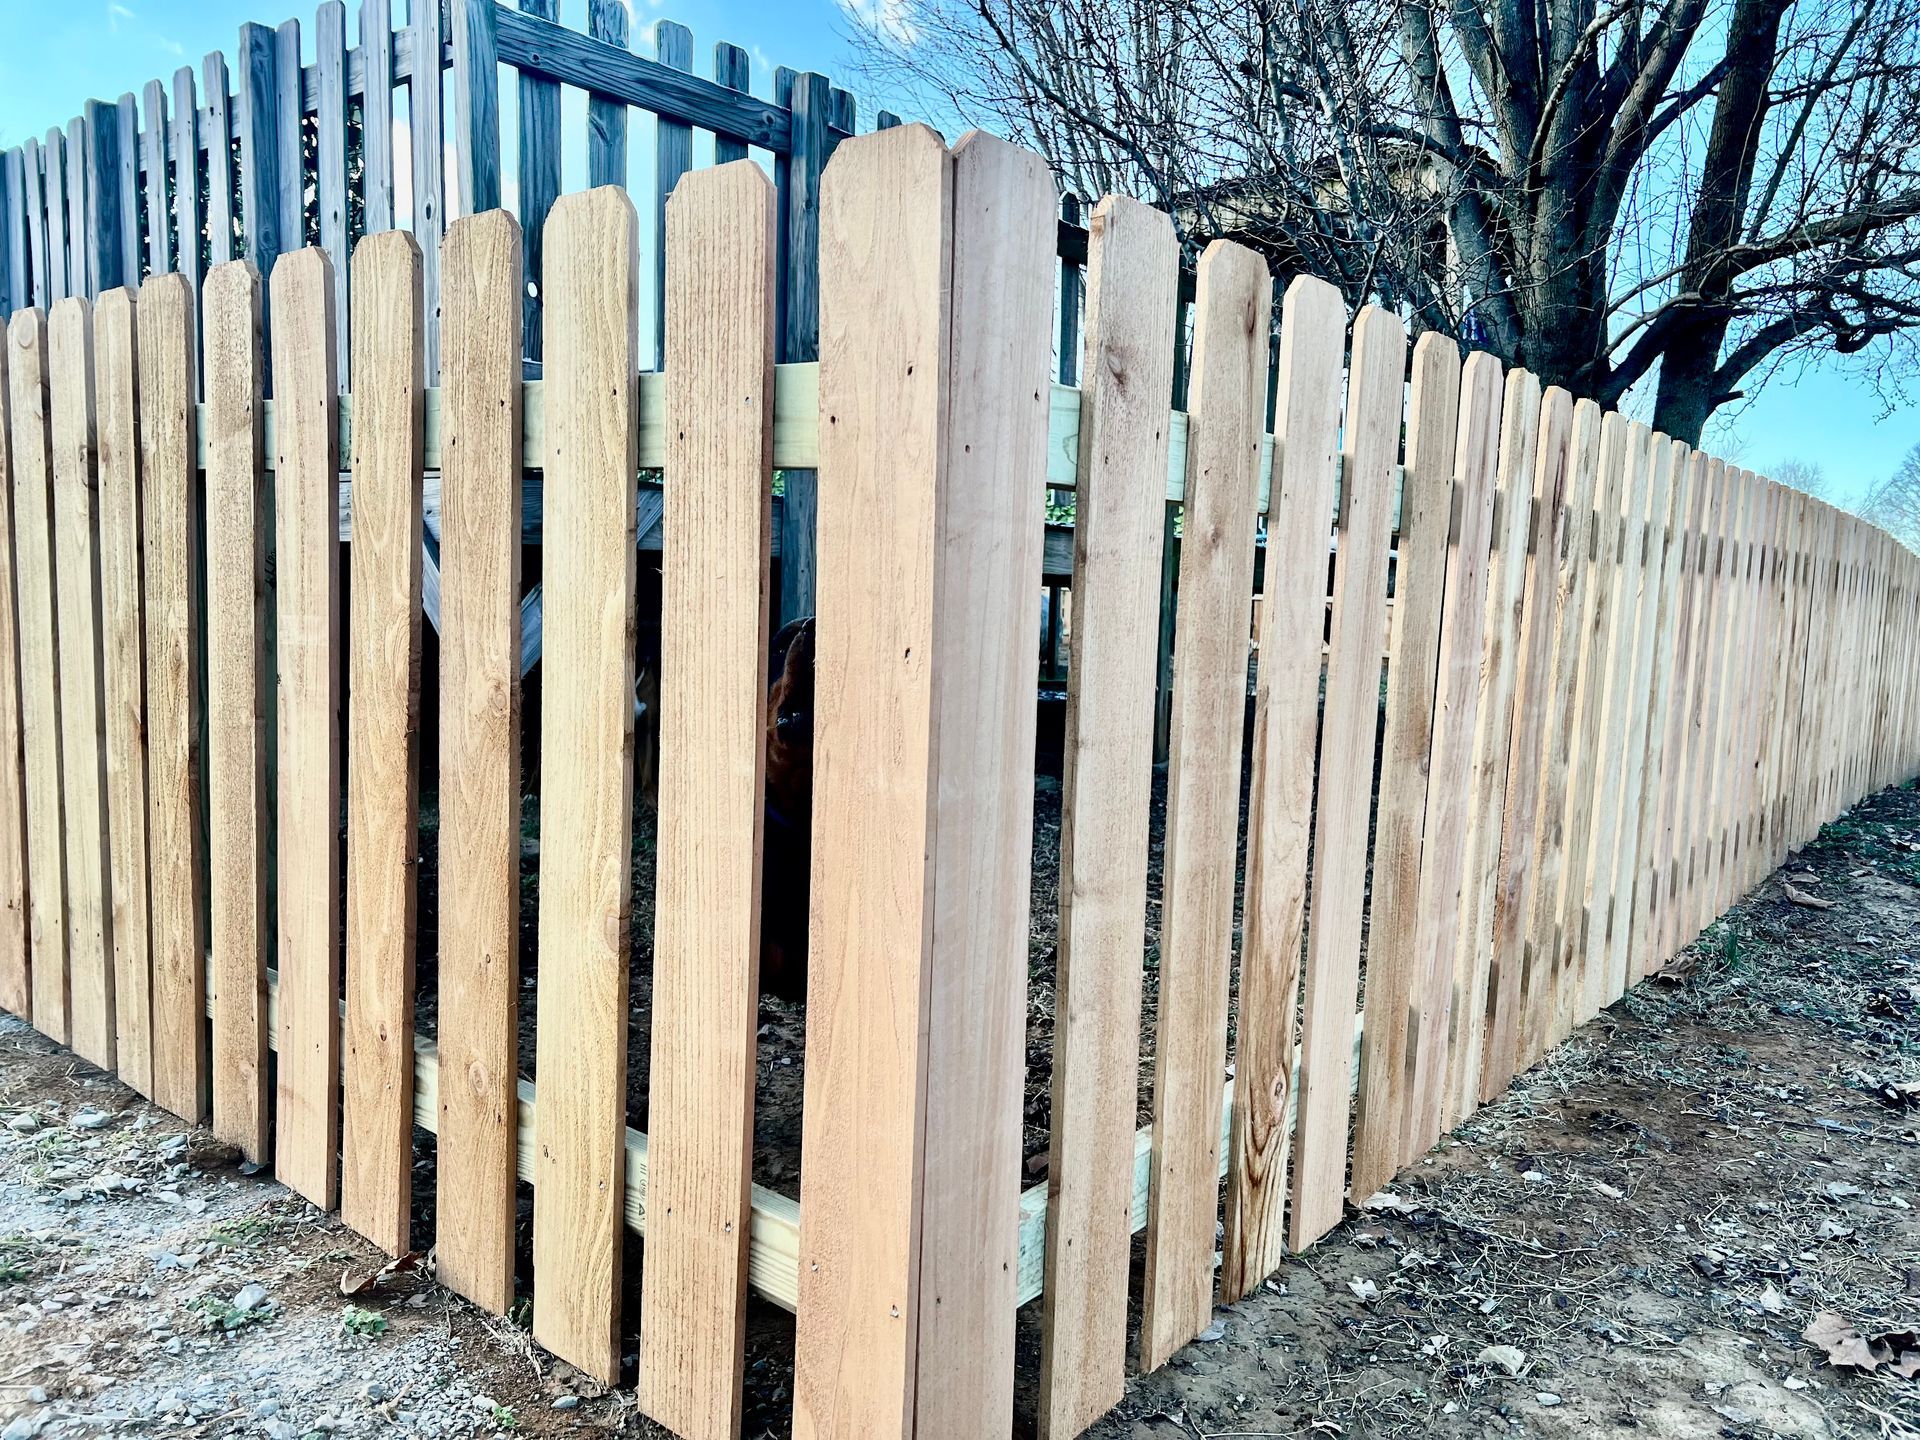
[204,260,269,1163]
[137,273,205,1123]
[0,320,28,1023]
[341,232,425,1257]
[271,250,342,1210]
[434,210,524,1316]
[1290,306,1403,1246]
[50,299,116,1073]
[1219,275,1345,1298]
[7,309,69,1045]
[0,120,1914,1440]
[95,289,154,1096]
[1039,195,1178,1437]
[528,187,640,1387]
[1348,332,1458,1204]
[1139,239,1270,1368]
[1442,369,1541,1128]
[639,160,775,1440]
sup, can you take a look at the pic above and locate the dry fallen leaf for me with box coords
[1785,883,1836,910]
[1347,1276,1379,1303]
[1476,1344,1527,1376]
[1803,1313,1920,1374]
[1361,1191,1418,1214]
[340,1249,426,1298]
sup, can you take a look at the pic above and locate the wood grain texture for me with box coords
[408,0,443,381]
[141,83,170,282]
[1477,386,1573,1101]
[1348,331,1459,1203]
[342,232,423,1256]
[1288,305,1403,1250]
[1544,407,1627,1049]
[793,127,952,1440]
[42,132,69,304]
[0,319,29,1020]
[315,2,351,375]
[452,0,502,216]
[650,22,693,372]
[638,160,775,1440]
[515,0,560,361]
[1442,371,1540,1129]
[168,71,200,372]
[1639,449,1704,980]
[49,298,116,1071]
[203,56,233,268]
[435,210,523,1316]
[21,142,49,311]
[360,0,395,235]
[1138,239,1270,1366]
[1217,275,1345,1303]
[1038,194,1178,1434]
[8,310,68,1042]
[271,249,341,1208]
[1671,458,1728,958]
[204,261,269,1161]
[1602,431,1671,1005]
[1400,350,1501,1160]
[137,274,205,1122]
[95,288,154,1095]
[912,130,1054,1439]
[1513,398,1601,1072]
[530,186,639,1388]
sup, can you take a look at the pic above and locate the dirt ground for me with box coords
[3,779,1917,1439]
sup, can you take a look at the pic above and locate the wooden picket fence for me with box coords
[2,120,1919,1440]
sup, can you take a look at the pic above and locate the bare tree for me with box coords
[844,0,1920,444]
[1772,458,1830,497]
[1861,442,1920,549]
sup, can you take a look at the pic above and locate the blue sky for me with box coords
[2,0,1912,506]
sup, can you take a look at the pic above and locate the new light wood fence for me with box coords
[1,122,1917,1440]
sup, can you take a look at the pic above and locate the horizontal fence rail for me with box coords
[2,119,1919,1440]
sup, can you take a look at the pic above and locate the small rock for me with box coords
[2,1413,46,1440]
[551,1397,580,1411]
[232,1282,269,1313]
[6,1113,40,1134]
[69,1108,112,1131]
[1196,1320,1226,1342]
[1535,1392,1563,1407]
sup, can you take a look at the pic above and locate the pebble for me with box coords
[1536,1392,1563,1407]
[6,1113,39,1134]
[551,1396,579,1411]
[256,1400,282,1417]
[233,1282,269,1313]
[69,1108,112,1131]
[1,1413,46,1440]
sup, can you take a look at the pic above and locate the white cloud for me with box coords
[838,0,918,45]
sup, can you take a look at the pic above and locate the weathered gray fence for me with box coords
[0,0,917,621]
